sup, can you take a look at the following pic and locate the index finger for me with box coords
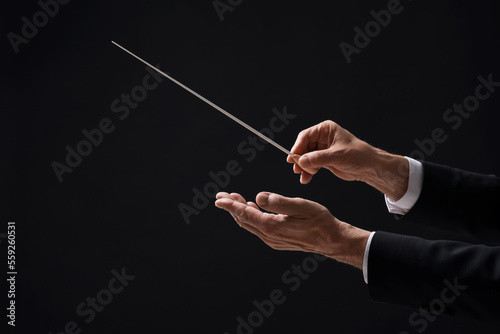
[286,122,331,164]
[286,129,316,164]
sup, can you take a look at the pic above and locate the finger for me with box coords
[292,154,320,175]
[216,192,230,200]
[216,193,243,222]
[230,193,248,204]
[255,192,321,216]
[216,197,303,251]
[293,159,318,176]
[290,127,320,155]
[287,122,326,165]
[291,120,343,159]
[298,149,337,169]
[215,197,241,222]
[227,194,259,213]
[290,121,336,155]
[293,163,303,174]
[215,195,250,221]
[246,201,260,210]
[215,197,273,228]
[216,192,241,201]
[300,172,313,184]
[299,150,330,168]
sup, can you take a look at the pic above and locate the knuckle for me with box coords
[235,210,246,224]
[297,129,308,140]
[318,205,330,216]
[326,120,337,127]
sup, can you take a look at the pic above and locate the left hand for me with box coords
[215,192,369,269]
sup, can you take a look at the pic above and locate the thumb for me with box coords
[256,192,318,216]
[299,149,337,169]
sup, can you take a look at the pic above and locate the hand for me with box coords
[287,120,409,201]
[215,191,370,269]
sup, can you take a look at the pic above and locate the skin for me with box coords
[215,120,410,270]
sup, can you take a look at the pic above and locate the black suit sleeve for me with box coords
[396,161,500,240]
[368,231,500,325]
[368,161,500,324]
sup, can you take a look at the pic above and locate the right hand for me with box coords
[287,120,409,201]
[286,120,379,184]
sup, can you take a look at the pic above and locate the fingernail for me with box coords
[258,193,269,206]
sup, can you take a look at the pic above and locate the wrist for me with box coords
[363,149,409,201]
[324,222,370,270]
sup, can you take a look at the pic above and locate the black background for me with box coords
[3,0,500,333]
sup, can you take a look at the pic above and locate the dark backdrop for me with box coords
[3,0,500,333]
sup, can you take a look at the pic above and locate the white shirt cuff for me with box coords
[363,231,376,284]
[384,157,423,215]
